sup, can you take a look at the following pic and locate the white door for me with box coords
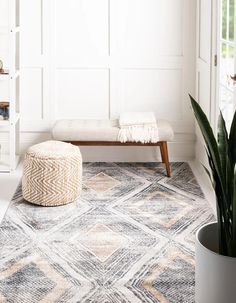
[218,0,236,129]
[196,0,214,165]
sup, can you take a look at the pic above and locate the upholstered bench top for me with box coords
[52,119,174,142]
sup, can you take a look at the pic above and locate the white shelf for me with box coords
[0,73,9,80]
[0,120,9,127]
[0,0,20,173]
[0,155,20,173]
[0,113,20,126]
[0,70,20,80]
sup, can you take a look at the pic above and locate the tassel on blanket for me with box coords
[118,112,159,143]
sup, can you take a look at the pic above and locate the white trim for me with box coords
[210,0,219,133]
[189,160,216,213]
[19,135,195,162]
[0,163,22,223]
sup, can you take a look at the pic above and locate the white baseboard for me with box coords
[189,159,216,213]
[20,132,195,162]
[0,131,195,162]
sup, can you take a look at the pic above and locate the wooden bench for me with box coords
[52,119,174,177]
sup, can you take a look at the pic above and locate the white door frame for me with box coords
[211,0,220,133]
[195,0,217,165]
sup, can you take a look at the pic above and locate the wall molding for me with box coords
[13,0,197,160]
[16,131,195,162]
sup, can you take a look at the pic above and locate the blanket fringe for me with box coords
[118,125,159,143]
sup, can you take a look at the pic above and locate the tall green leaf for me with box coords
[229,110,236,165]
[189,95,224,195]
[206,144,230,230]
[218,111,228,189]
[218,112,231,221]
[190,95,236,256]
[227,111,236,230]
[232,167,236,256]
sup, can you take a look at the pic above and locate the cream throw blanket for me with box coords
[118,112,159,143]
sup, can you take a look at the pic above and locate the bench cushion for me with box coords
[52,119,174,142]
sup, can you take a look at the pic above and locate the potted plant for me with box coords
[189,95,236,303]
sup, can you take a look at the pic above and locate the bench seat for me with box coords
[52,119,174,142]
[52,119,174,177]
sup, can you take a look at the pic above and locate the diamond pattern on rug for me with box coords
[114,183,197,236]
[152,257,194,303]
[0,162,214,302]
[79,223,127,262]
[0,252,73,303]
[0,262,56,303]
[161,162,204,199]
[46,206,160,294]
[83,288,133,303]
[81,162,150,206]
[127,243,195,303]
[84,172,121,194]
[0,217,31,260]
[9,197,91,234]
[116,162,167,182]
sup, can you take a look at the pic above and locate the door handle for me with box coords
[230,74,236,83]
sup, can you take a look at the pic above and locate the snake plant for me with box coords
[190,95,236,257]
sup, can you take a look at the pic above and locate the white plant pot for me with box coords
[195,222,236,303]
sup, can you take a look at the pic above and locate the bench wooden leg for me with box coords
[160,142,171,178]
[160,143,165,163]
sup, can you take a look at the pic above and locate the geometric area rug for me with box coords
[0,162,215,303]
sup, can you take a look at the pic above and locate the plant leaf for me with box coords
[232,166,236,256]
[218,111,228,190]
[229,110,236,165]
[206,142,230,223]
[189,95,236,255]
[203,147,213,185]
[189,95,223,190]
[190,95,231,247]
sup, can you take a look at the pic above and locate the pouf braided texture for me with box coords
[22,140,82,206]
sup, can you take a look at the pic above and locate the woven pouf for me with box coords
[22,140,82,206]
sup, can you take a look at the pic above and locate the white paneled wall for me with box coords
[55,69,110,119]
[0,0,197,161]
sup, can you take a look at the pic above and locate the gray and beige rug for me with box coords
[0,162,214,303]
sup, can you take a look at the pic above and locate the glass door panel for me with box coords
[219,0,235,129]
